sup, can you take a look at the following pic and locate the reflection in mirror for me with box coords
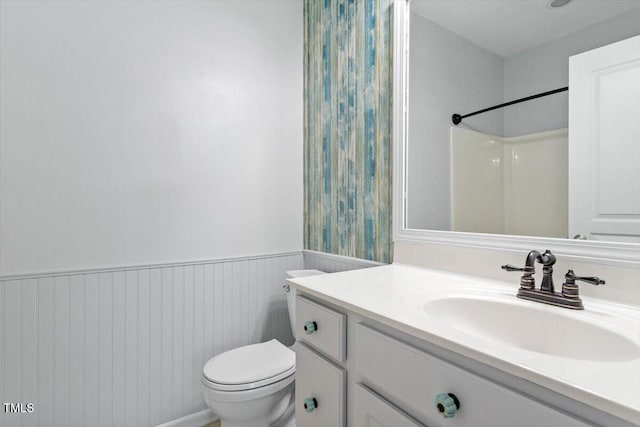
[406,0,640,243]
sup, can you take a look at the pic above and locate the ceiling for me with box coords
[410,0,640,57]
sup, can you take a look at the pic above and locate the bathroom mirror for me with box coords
[392,0,640,265]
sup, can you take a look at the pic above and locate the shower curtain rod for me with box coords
[451,86,569,125]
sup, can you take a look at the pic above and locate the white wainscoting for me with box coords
[0,252,303,427]
[302,250,384,273]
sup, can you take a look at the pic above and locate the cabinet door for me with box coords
[296,295,347,362]
[569,35,640,242]
[295,342,346,427]
[354,383,425,427]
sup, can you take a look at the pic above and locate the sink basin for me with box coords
[421,296,640,362]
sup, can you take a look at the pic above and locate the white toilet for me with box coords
[202,269,326,427]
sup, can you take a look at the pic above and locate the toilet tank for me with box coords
[284,269,326,335]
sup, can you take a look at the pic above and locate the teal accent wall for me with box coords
[304,0,393,263]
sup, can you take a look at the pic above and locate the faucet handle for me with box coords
[564,270,605,286]
[502,264,535,290]
[573,276,605,286]
[501,264,536,290]
[561,270,605,309]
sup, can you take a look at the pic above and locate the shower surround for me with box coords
[450,127,568,238]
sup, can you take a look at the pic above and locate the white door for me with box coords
[569,35,640,243]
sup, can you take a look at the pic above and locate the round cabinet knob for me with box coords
[434,393,460,418]
[303,397,318,413]
[303,321,318,335]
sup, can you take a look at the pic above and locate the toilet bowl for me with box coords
[201,269,326,427]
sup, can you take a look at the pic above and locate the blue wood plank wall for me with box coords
[304,0,393,263]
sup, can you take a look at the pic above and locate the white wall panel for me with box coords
[112,272,126,427]
[37,278,55,427]
[22,279,38,427]
[84,274,100,427]
[0,283,4,420]
[3,282,21,422]
[68,275,85,427]
[124,269,139,426]
[137,270,151,427]
[53,275,70,427]
[0,252,303,427]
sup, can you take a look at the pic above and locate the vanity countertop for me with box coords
[287,263,640,425]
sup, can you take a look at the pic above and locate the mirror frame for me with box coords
[392,0,640,267]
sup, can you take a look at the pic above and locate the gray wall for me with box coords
[407,12,504,230]
[0,0,303,275]
[503,9,640,137]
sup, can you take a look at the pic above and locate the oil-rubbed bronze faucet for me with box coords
[501,250,605,310]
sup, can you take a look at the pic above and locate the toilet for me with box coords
[202,269,326,427]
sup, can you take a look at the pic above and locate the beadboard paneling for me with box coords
[302,249,384,273]
[0,252,303,427]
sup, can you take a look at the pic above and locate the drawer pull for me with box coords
[435,393,460,418]
[303,320,318,335]
[303,397,318,413]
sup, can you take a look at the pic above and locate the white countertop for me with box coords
[287,263,640,425]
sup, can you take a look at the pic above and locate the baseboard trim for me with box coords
[155,409,218,427]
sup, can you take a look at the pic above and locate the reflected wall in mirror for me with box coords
[406,0,640,243]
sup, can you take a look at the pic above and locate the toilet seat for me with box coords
[202,339,295,392]
[203,365,295,391]
[202,371,295,404]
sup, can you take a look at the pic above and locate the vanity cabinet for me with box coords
[354,323,592,427]
[295,295,347,427]
[294,293,598,427]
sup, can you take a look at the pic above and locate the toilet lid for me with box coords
[203,339,295,388]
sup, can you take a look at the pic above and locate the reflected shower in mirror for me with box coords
[406,0,640,242]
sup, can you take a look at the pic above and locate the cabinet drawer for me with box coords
[354,324,592,427]
[295,342,346,427]
[354,383,425,427]
[295,295,346,362]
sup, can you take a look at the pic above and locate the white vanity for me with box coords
[288,263,640,427]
